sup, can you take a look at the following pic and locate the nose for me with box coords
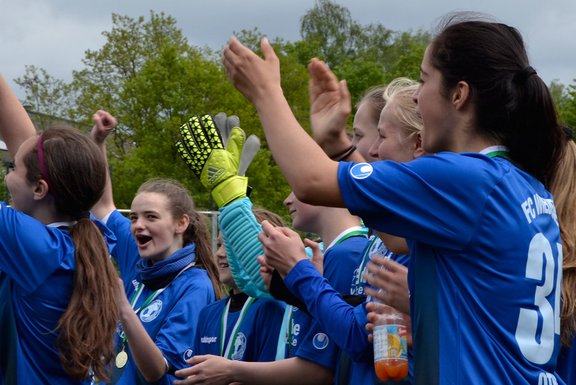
[368,140,380,160]
[283,192,295,208]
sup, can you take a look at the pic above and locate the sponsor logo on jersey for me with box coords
[312,333,329,350]
[140,299,162,322]
[182,348,194,361]
[200,336,218,344]
[350,163,373,180]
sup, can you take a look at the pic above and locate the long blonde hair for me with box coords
[550,138,576,345]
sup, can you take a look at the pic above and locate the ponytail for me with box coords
[57,219,119,381]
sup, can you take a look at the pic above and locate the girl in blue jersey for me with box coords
[90,112,221,385]
[173,190,366,384]
[223,13,567,385]
[258,77,421,385]
[0,74,120,384]
[192,209,286,362]
[553,132,576,384]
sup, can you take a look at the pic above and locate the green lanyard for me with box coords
[325,226,368,251]
[220,296,256,359]
[481,145,510,159]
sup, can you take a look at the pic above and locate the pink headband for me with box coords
[37,133,51,187]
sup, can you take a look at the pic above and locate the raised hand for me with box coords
[308,59,352,156]
[176,114,247,207]
[91,110,117,146]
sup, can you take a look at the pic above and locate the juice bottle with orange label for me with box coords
[373,305,409,381]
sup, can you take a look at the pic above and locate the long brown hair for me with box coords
[24,126,119,381]
[549,138,576,345]
[137,178,223,299]
[430,14,564,187]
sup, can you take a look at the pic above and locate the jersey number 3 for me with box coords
[515,232,562,365]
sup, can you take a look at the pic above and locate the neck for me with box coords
[316,207,362,247]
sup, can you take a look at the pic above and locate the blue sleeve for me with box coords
[0,203,74,294]
[294,317,340,370]
[105,210,141,283]
[284,260,371,359]
[337,154,504,250]
[219,197,271,299]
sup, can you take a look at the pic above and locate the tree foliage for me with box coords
[11,1,575,217]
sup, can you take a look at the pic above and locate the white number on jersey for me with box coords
[515,232,562,364]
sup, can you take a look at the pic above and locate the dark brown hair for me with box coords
[137,178,223,299]
[24,126,119,381]
[430,14,564,186]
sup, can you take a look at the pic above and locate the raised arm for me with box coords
[308,64,365,164]
[223,37,343,207]
[90,110,117,219]
[0,73,36,157]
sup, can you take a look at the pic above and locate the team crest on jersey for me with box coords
[140,299,163,322]
[182,348,194,361]
[350,163,373,179]
[231,332,247,360]
[312,333,329,350]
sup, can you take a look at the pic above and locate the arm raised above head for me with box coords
[0,74,36,158]
[223,37,345,207]
[90,110,117,219]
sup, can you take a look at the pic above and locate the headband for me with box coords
[37,132,51,187]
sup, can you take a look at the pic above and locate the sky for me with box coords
[1,0,576,100]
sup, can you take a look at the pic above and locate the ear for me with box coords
[175,213,190,235]
[451,80,471,110]
[33,179,50,201]
[412,133,426,158]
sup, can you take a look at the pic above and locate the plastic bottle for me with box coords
[373,304,409,381]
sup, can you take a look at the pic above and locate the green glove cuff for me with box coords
[211,176,248,207]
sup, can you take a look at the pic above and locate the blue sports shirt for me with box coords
[338,152,564,385]
[105,210,215,385]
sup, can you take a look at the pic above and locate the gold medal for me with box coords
[115,350,128,369]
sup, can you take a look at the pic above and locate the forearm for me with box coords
[285,260,371,358]
[0,74,36,157]
[232,357,332,385]
[120,306,167,382]
[91,137,116,218]
[254,91,343,207]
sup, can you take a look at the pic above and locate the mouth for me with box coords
[135,234,152,247]
[218,262,229,269]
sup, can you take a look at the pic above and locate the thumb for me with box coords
[304,238,324,274]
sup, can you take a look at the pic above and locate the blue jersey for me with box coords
[557,339,576,384]
[288,234,384,385]
[0,272,16,385]
[338,152,564,385]
[0,202,118,384]
[193,294,285,361]
[105,210,215,385]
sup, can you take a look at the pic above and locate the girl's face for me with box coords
[413,45,457,153]
[215,235,236,289]
[352,101,380,162]
[129,191,187,262]
[284,191,320,233]
[369,101,420,162]
[5,136,37,215]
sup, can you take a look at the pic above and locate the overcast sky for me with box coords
[1,0,575,100]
